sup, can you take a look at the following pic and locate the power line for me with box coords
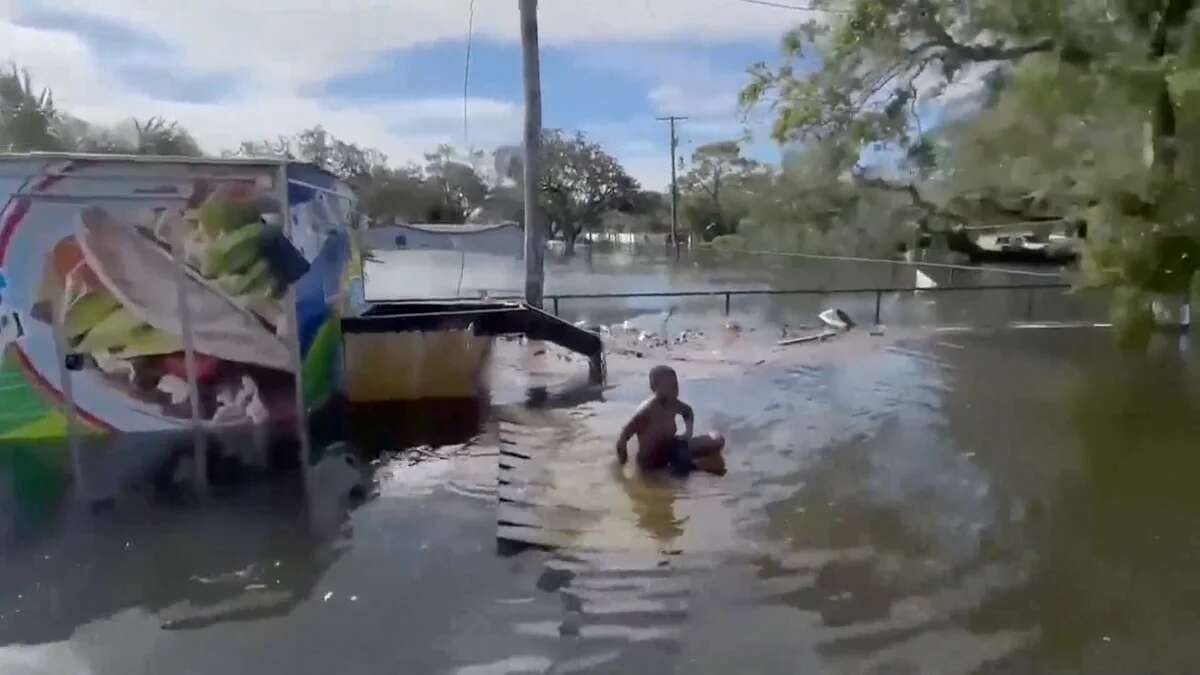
[463,0,477,148]
[657,115,688,259]
[734,0,851,13]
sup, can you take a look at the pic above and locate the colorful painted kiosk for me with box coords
[0,154,355,460]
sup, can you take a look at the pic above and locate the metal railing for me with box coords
[390,281,1076,325]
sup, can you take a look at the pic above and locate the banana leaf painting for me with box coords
[0,157,354,438]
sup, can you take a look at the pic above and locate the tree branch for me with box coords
[911,1,1053,63]
[850,168,964,224]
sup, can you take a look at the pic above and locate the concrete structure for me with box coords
[361,223,526,300]
[363,223,523,257]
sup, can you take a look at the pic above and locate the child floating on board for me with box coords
[616,365,726,476]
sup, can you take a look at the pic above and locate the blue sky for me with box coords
[2,0,826,191]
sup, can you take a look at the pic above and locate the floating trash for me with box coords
[818,308,855,331]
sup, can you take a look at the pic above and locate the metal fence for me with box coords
[420,282,1081,325]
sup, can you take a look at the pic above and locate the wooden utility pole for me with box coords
[520,0,545,308]
[657,115,687,259]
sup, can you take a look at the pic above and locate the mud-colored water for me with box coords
[0,246,1192,673]
[364,246,1106,330]
[2,318,1198,674]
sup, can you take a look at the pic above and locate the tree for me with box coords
[498,131,640,255]
[680,140,761,240]
[541,130,640,254]
[735,140,916,256]
[603,190,670,235]
[134,117,201,156]
[744,0,1200,343]
[424,144,488,223]
[0,64,66,152]
[355,165,448,224]
[232,126,385,183]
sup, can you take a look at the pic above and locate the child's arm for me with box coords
[615,403,648,464]
[678,400,695,440]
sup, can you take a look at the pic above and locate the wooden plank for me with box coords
[497,502,601,533]
[777,330,837,346]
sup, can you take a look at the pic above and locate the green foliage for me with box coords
[0,64,66,152]
[133,117,201,157]
[1,64,201,157]
[603,190,669,233]
[424,145,488,223]
[535,130,640,254]
[746,0,1200,344]
[680,140,762,240]
[0,66,63,151]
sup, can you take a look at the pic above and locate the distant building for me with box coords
[363,222,523,258]
[360,223,525,300]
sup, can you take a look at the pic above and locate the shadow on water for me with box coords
[0,429,365,642]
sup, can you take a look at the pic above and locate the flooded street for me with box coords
[3,253,1199,674]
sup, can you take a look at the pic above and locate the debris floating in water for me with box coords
[818,308,855,331]
[778,330,837,346]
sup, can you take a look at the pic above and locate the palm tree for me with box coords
[134,116,201,157]
[0,64,66,152]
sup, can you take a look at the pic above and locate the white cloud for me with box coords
[20,0,805,90]
[0,14,521,163]
[0,0,802,185]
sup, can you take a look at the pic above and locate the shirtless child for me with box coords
[615,365,726,475]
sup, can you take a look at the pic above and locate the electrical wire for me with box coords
[734,0,851,13]
[463,0,476,148]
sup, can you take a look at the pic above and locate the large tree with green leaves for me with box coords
[498,130,640,255]
[680,140,762,240]
[744,0,1200,342]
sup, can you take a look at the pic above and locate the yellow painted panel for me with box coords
[345,329,492,402]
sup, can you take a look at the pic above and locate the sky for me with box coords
[0,0,830,192]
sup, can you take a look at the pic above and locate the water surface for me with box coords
[3,322,1197,673]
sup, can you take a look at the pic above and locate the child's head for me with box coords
[649,365,679,401]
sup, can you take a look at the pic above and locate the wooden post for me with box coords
[520,0,545,308]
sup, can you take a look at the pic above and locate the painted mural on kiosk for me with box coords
[0,157,353,440]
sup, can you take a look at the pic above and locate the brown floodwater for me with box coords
[1,250,1197,674]
[2,320,1198,674]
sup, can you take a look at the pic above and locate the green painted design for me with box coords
[0,410,68,440]
[1,440,71,522]
[302,318,341,409]
[0,352,56,438]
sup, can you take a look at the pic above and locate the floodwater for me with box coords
[3,251,1198,674]
[364,245,1108,330]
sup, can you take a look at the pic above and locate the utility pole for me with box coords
[520,0,545,308]
[657,115,687,260]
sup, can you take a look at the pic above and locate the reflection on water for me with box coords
[2,327,1199,673]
